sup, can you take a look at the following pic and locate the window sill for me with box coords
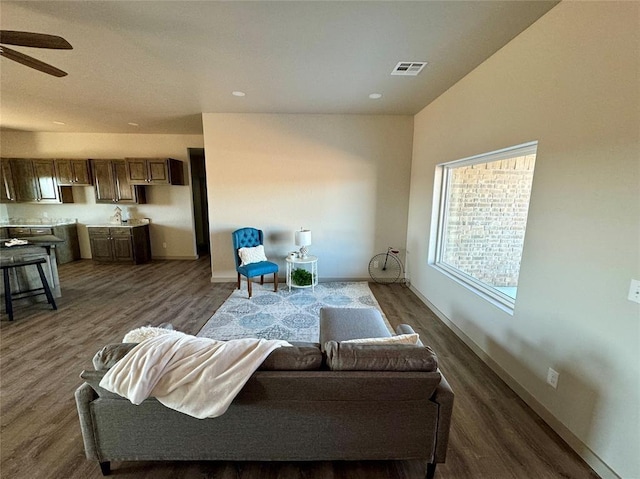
[431,263,516,315]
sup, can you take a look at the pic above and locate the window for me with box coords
[434,142,537,310]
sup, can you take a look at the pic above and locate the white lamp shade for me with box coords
[295,229,312,247]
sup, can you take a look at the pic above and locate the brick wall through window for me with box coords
[442,154,535,288]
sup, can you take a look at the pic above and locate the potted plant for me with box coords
[292,268,312,286]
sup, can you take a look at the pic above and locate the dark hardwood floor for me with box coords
[0,258,599,479]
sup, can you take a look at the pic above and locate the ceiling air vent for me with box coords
[391,61,428,76]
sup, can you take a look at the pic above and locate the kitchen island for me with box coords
[0,219,80,264]
[0,237,64,309]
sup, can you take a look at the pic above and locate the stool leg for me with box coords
[3,268,13,321]
[35,263,57,310]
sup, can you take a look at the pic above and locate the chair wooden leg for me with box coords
[237,273,241,290]
[260,275,264,285]
[247,277,252,298]
[3,268,13,321]
[35,263,57,310]
[274,272,278,292]
[99,461,111,476]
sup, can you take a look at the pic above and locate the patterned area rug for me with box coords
[197,282,389,342]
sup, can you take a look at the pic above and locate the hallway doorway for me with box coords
[188,148,210,256]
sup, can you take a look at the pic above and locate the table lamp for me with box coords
[295,229,312,258]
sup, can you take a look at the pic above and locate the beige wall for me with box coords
[407,2,639,478]
[0,131,203,259]
[202,113,413,282]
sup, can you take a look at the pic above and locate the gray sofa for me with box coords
[75,307,454,478]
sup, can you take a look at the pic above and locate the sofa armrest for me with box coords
[395,324,415,335]
[395,324,424,346]
[75,382,99,461]
[432,371,454,463]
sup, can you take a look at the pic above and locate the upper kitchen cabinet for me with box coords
[91,159,147,204]
[125,158,185,185]
[1,158,73,204]
[1,160,16,203]
[56,159,92,186]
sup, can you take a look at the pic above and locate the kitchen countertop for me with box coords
[2,224,76,228]
[1,220,77,227]
[85,219,150,228]
[1,235,65,248]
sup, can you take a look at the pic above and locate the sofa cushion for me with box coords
[324,341,439,371]
[259,343,322,370]
[319,307,391,346]
[92,341,322,372]
[342,333,420,345]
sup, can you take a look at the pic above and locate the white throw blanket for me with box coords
[99,331,289,419]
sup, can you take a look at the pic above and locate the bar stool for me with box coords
[1,258,57,321]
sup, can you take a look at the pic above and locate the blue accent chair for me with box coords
[232,227,279,298]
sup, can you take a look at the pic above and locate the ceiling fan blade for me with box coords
[0,46,68,77]
[0,30,72,49]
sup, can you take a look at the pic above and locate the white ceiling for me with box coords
[0,1,558,135]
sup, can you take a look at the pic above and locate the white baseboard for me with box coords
[210,276,371,284]
[211,276,235,283]
[409,285,619,479]
[151,255,199,260]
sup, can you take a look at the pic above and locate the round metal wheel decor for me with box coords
[368,253,402,284]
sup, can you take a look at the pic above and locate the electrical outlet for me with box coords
[373,260,379,268]
[628,279,640,304]
[546,368,559,389]
[162,242,167,249]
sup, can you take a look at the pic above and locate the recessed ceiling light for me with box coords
[128,122,139,127]
[232,91,246,97]
[369,93,383,100]
[52,121,65,125]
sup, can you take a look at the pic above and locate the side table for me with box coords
[285,255,318,292]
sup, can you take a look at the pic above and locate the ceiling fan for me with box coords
[0,30,72,77]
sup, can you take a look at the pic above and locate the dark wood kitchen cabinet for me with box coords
[88,224,151,264]
[1,158,73,203]
[125,158,184,185]
[90,159,146,204]
[56,159,92,186]
[7,223,80,264]
[1,160,16,203]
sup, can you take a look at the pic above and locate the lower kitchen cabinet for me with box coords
[88,224,151,264]
[52,224,81,264]
[5,223,80,264]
